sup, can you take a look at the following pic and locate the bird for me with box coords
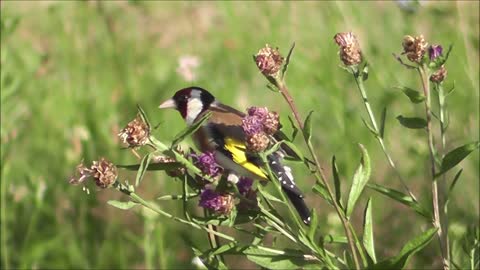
[159,86,311,225]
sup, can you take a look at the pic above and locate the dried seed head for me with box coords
[90,158,118,189]
[118,114,150,148]
[430,65,447,83]
[246,132,270,153]
[402,35,428,63]
[255,44,284,76]
[428,45,443,61]
[334,32,362,66]
[192,151,222,177]
[199,189,234,215]
[69,162,93,185]
[264,111,279,135]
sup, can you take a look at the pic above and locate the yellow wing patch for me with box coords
[223,137,268,180]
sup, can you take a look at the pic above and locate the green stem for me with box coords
[353,74,417,202]
[0,165,9,269]
[114,182,236,243]
[277,81,361,270]
[418,67,449,270]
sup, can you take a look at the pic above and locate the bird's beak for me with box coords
[158,98,176,109]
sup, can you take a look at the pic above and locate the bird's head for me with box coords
[159,86,215,125]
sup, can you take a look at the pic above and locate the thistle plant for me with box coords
[67,39,478,270]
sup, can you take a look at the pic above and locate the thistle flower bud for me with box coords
[334,32,362,66]
[264,111,279,135]
[430,65,447,83]
[242,115,264,136]
[246,132,270,153]
[247,106,269,120]
[91,158,118,189]
[192,151,222,177]
[118,114,150,148]
[402,35,428,63]
[428,45,443,61]
[236,177,254,195]
[199,189,234,215]
[255,44,284,76]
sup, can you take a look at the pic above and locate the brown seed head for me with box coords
[430,65,447,83]
[402,35,428,63]
[246,132,270,153]
[255,44,284,76]
[334,32,362,66]
[91,158,118,189]
[118,115,150,148]
[264,111,279,135]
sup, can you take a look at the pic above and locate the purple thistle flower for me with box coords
[429,45,443,61]
[199,189,234,214]
[247,106,269,120]
[236,177,254,195]
[242,115,264,136]
[192,151,222,177]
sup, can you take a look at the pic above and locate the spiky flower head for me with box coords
[334,32,362,66]
[91,158,118,188]
[402,35,428,63]
[236,177,254,195]
[242,115,264,136]
[264,111,279,135]
[118,114,150,148]
[192,151,222,177]
[246,132,270,153]
[428,45,443,61]
[430,65,447,83]
[69,162,93,185]
[199,189,234,215]
[255,44,284,76]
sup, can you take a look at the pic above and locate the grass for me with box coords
[1,1,478,269]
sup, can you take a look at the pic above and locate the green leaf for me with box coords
[281,42,295,79]
[346,144,371,218]
[287,116,299,141]
[362,118,379,137]
[363,197,377,264]
[372,227,438,269]
[321,235,348,244]
[394,86,425,104]
[281,141,305,162]
[445,169,462,209]
[379,107,387,138]
[135,153,152,187]
[136,104,152,128]
[361,62,369,81]
[396,115,427,129]
[307,210,318,241]
[171,112,211,147]
[303,111,314,143]
[117,161,183,171]
[332,156,343,209]
[436,141,479,177]
[367,183,431,219]
[107,200,138,210]
[243,246,314,270]
[312,182,333,205]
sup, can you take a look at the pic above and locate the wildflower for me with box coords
[91,158,118,188]
[428,45,443,61]
[199,188,234,214]
[242,115,264,136]
[118,114,150,148]
[247,132,270,152]
[402,35,428,63]
[255,44,284,76]
[69,162,93,185]
[236,177,254,195]
[334,32,362,66]
[192,151,222,177]
[430,65,447,83]
[247,106,269,120]
[264,111,279,135]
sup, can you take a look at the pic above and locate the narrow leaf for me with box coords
[307,210,318,241]
[281,141,304,162]
[312,182,333,205]
[171,112,211,147]
[118,161,182,171]
[136,104,152,128]
[436,141,479,177]
[244,246,314,270]
[379,107,387,138]
[394,86,425,104]
[281,42,295,79]
[362,62,369,81]
[346,144,371,217]
[363,197,377,264]
[135,153,152,187]
[362,118,379,137]
[445,169,463,209]
[373,227,438,269]
[332,156,343,209]
[396,115,427,129]
[287,116,299,141]
[367,183,431,219]
[107,200,138,210]
[303,111,314,142]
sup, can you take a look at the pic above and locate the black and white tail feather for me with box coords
[267,152,311,225]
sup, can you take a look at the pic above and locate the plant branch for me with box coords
[353,74,418,202]
[276,80,361,270]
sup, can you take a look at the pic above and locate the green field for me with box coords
[1,1,478,269]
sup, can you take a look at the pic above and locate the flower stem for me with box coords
[277,81,361,270]
[353,74,418,202]
[418,67,449,270]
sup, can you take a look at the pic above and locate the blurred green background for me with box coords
[1,1,478,269]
